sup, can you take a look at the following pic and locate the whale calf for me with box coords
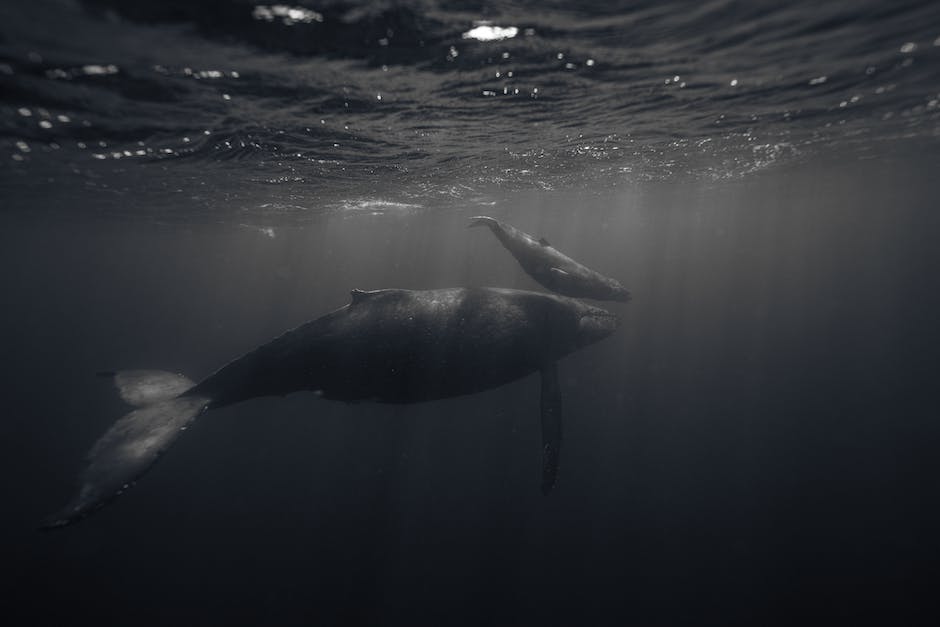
[468,216,630,302]
[44,287,618,528]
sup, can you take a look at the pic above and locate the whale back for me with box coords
[192,287,616,406]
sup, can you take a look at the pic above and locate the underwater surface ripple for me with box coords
[1,0,940,219]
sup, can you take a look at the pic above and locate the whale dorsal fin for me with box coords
[350,289,403,305]
[538,237,550,247]
[540,362,562,495]
[350,289,373,304]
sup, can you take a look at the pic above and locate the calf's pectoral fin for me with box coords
[539,362,562,495]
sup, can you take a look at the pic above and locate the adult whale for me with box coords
[469,216,631,302]
[43,287,618,528]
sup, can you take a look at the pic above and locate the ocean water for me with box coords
[2,1,939,625]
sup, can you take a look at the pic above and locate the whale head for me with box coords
[574,301,620,347]
[506,290,619,360]
[602,279,632,302]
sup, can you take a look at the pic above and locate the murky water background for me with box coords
[2,1,939,625]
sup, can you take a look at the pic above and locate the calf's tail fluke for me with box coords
[41,370,209,530]
[467,215,500,229]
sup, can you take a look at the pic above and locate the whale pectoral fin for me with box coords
[538,237,551,247]
[539,362,562,495]
[41,395,210,529]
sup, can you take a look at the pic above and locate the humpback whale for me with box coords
[468,216,631,302]
[44,287,618,528]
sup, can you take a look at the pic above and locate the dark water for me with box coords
[2,1,940,625]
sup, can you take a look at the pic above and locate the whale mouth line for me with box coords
[578,309,620,339]
[584,310,619,324]
[612,288,632,302]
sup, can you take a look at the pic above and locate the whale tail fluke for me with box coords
[467,215,499,229]
[97,369,195,407]
[41,372,209,530]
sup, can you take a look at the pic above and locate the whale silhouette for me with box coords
[44,287,619,528]
[469,216,631,302]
